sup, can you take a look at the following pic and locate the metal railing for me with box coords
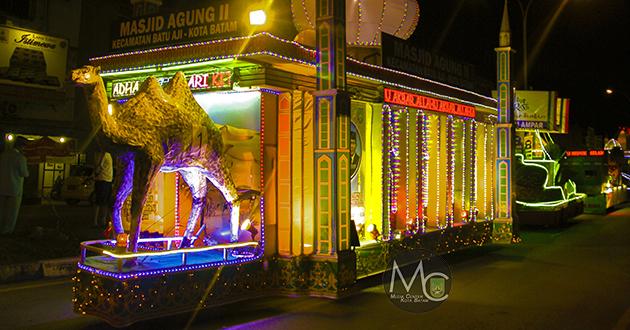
[80,237,259,272]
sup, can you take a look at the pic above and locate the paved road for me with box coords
[1,206,629,330]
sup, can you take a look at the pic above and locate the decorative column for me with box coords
[311,0,355,294]
[314,0,351,255]
[493,0,515,243]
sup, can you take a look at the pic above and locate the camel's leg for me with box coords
[207,165,240,242]
[111,152,134,235]
[229,202,241,242]
[128,152,161,253]
[179,169,207,248]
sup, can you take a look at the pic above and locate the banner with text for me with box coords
[107,69,234,98]
[381,33,491,94]
[492,90,562,132]
[111,1,247,51]
[0,25,68,89]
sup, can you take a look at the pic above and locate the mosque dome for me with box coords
[291,0,419,47]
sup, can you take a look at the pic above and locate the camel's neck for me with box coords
[84,77,117,136]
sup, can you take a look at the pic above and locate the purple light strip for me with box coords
[347,57,496,103]
[99,51,316,76]
[90,32,316,62]
[77,249,263,280]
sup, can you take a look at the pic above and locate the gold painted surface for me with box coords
[277,93,292,255]
[291,91,304,255]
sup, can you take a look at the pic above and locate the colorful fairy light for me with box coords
[447,115,455,227]
[415,109,421,232]
[99,51,316,76]
[101,241,259,259]
[77,253,260,280]
[259,91,266,252]
[347,58,497,104]
[392,108,401,217]
[461,119,467,222]
[174,173,180,237]
[489,126,495,220]
[435,115,441,228]
[356,0,363,44]
[483,124,492,220]
[393,0,409,37]
[404,3,421,39]
[371,0,388,44]
[468,119,478,222]
[421,111,429,232]
[405,108,410,226]
[90,32,316,62]
[300,0,313,29]
[383,104,393,239]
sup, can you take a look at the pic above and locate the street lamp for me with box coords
[515,0,534,90]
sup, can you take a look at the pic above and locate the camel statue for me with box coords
[71,65,241,253]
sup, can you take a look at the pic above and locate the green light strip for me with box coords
[100,68,158,77]
[161,58,236,71]
[515,153,566,200]
[516,193,586,208]
[535,130,552,160]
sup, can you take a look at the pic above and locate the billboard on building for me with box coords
[513,90,556,130]
[381,33,493,94]
[492,90,569,133]
[0,25,68,89]
[111,1,245,51]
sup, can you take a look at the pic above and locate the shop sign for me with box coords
[384,88,476,118]
[111,70,233,98]
[566,150,604,157]
[111,1,245,51]
[0,25,68,89]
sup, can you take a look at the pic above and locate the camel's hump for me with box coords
[164,72,189,95]
[138,76,163,93]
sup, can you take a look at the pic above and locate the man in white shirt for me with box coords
[0,136,30,235]
[93,150,113,228]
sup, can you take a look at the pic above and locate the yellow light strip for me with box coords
[101,241,259,259]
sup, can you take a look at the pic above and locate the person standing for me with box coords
[0,136,30,235]
[93,150,113,228]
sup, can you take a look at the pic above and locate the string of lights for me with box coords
[447,115,455,227]
[405,108,410,227]
[415,109,421,232]
[421,111,429,232]
[435,115,441,229]
[470,119,477,222]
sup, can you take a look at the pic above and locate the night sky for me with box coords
[411,0,630,138]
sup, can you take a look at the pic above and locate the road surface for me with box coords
[1,205,629,330]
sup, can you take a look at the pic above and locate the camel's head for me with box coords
[71,65,101,86]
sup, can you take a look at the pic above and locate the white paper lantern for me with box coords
[291,0,420,46]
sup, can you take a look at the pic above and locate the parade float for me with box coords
[560,140,627,214]
[503,88,586,226]
[512,131,586,226]
[72,0,514,326]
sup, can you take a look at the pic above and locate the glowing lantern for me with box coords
[116,233,129,248]
[291,0,420,46]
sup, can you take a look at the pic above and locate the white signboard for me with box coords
[0,25,68,89]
